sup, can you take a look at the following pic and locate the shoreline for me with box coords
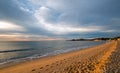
[0,44,96,69]
[0,40,117,73]
[0,41,106,68]
[0,46,91,68]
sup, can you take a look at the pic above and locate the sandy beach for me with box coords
[0,40,119,73]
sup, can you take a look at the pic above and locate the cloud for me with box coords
[0,0,38,33]
[0,0,33,21]
[0,21,25,31]
[26,0,120,37]
[19,6,30,12]
[28,0,46,6]
[0,0,120,40]
[34,6,102,35]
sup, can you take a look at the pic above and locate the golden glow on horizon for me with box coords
[0,34,64,41]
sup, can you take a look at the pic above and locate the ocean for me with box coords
[0,40,106,65]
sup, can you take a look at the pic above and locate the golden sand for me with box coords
[0,41,117,73]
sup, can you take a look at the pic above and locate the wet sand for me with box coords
[0,41,117,73]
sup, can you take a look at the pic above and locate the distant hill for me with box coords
[69,36,120,41]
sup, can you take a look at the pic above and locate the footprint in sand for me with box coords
[40,67,43,69]
[46,65,49,67]
[31,69,36,71]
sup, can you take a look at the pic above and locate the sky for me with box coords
[0,0,120,41]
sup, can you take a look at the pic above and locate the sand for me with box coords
[0,40,118,73]
[106,40,120,73]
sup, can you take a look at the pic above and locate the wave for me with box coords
[0,48,35,53]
